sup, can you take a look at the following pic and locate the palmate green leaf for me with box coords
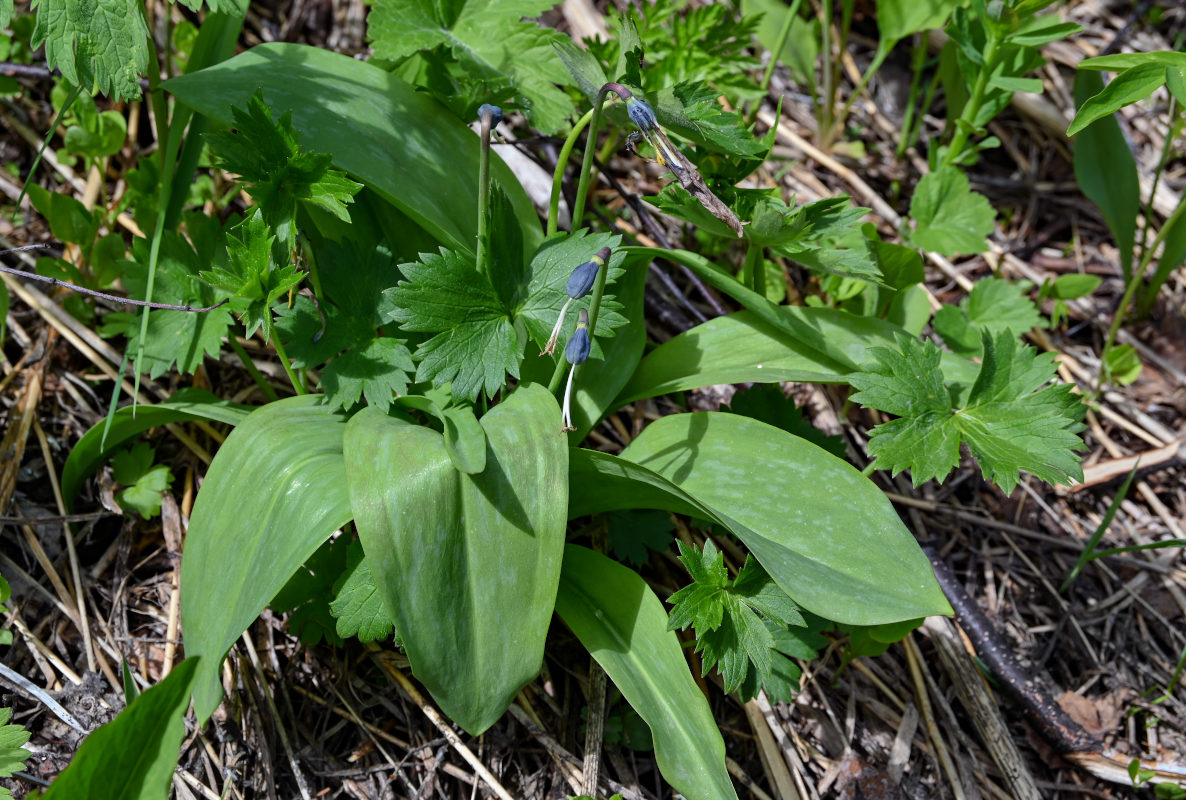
[906,166,995,256]
[556,545,739,800]
[182,397,353,722]
[330,542,396,643]
[41,658,198,800]
[585,414,951,625]
[165,43,542,256]
[385,248,520,403]
[368,0,574,134]
[320,338,414,412]
[111,442,173,520]
[31,0,148,100]
[849,332,1086,493]
[116,231,232,379]
[345,384,566,734]
[933,276,1041,357]
[207,89,362,246]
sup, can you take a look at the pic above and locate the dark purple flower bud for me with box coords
[566,260,598,299]
[565,309,591,365]
[626,97,658,132]
[478,104,503,126]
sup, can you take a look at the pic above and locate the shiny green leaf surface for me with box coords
[164,43,542,256]
[345,384,567,734]
[617,413,951,624]
[182,397,353,721]
[61,388,250,511]
[556,545,739,800]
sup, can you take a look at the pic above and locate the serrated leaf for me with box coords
[933,276,1041,357]
[330,544,396,643]
[850,332,1086,493]
[907,166,995,256]
[384,248,520,403]
[31,0,149,100]
[367,0,574,134]
[111,442,173,519]
[270,534,351,647]
[119,232,232,378]
[605,509,674,567]
[0,708,31,779]
[321,338,415,411]
[517,231,626,360]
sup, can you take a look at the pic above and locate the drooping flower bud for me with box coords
[626,97,658,133]
[565,308,591,365]
[477,104,503,127]
[565,247,611,299]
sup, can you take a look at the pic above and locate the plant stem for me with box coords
[818,0,834,141]
[547,108,596,237]
[266,315,306,395]
[228,336,280,402]
[476,109,494,277]
[895,36,928,160]
[940,33,1000,169]
[747,0,803,125]
[572,94,608,232]
[547,249,613,396]
[1137,99,1183,316]
[826,36,888,149]
[744,240,764,294]
[1098,194,1186,388]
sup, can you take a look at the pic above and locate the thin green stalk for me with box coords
[476,110,494,278]
[743,241,764,294]
[228,336,280,402]
[572,94,608,232]
[1099,196,1186,387]
[547,248,614,396]
[547,107,595,237]
[906,55,943,156]
[941,33,1000,169]
[266,315,305,395]
[818,0,834,139]
[895,36,928,160]
[1060,463,1136,592]
[747,0,803,125]
[827,43,890,149]
[1137,101,1183,315]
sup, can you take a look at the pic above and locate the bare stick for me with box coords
[1,247,229,313]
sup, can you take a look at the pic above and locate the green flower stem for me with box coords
[895,37,929,160]
[826,42,891,149]
[1137,99,1182,316]
[941,33,1001,169]
[476,110,494,278]
[547,108,596,237]
[1099,195,1186,388]
[747,0,803,125]
[572,91,610,232]
[228,336,279,402]
[265,314,306,395]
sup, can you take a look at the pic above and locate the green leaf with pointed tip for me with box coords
[345,384,566,734]
[182,397,353,722]
[164,43,541,257]
[41,658,199,800]
[556,545,739,800]
[907,166,995,256]
[615,413,950,624]
[61,388,249,511]
[1067,62,1166,136]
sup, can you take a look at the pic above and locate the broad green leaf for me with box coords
[1072,71,1139,281]
[393,395,487,474]
[877,0,960,45]
[182,397,353,721]
[556,545,739,800]
[42,658,199,800]
[61,388,249,510]
[1005,17,1081,48]
[1067,62,1166,136]
[1103,343,1141,385]
[614,414,951,624]
[368,0,575,134]
[31,0,149,100]
[28,184,99,247]
[1078,51,1186,71]
[164,43,541,256]
[1049,273,1101,300]
[553,38,608,103]
[933,276,1041,357]
[345,384,566,734]
[725,384,847,459]
[907,167,995,256]
[742,0,818,86]
[850,332,1086,493]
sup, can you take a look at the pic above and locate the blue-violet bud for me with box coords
[626,97,658,132]
[478,104,503,127]
[565,309,591,365]
[565,247,610,299]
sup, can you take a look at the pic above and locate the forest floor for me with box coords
[2,1,1185,798]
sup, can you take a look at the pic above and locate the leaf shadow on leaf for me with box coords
[627,412,709,485]
[469,440,534,536]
